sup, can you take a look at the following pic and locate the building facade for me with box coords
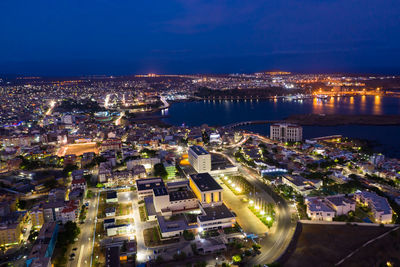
[270,123,302,142]
[189,173,223,207]
[188,146,211,173]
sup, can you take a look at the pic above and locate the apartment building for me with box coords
[270,123,302,142]
[188,146,211,173]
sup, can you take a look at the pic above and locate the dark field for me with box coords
[284,224,400,267]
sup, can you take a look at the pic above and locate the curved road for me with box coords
[218,140,296,265]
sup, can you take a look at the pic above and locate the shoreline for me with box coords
[286,114,400,126]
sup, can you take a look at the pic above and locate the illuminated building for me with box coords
[30,206,44,229]
[270,123,302,142]
[189,173,222,207]
[188,145,211,173]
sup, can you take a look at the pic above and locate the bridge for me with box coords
[225,120,283,129]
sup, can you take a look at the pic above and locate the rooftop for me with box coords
[153,186,168,197]
[189,145,209,156]
[190,173,222,192]
[198,203,235,222]
[358,191,392,215]
[169,190,196,202]
[136,178,165,191]
[307,199,335,213]
[106,191,117,199]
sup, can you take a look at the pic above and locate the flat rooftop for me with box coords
[153,186,168,196]
[104,218,115,224]
[190,173,222,192]
[106,246,120,267]
[189,145,209,156]
[106,191,117,199]
[169,190,196,202]
[136,178,165,191]
[198,203,235,222]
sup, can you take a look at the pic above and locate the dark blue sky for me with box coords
[1,0,399,75]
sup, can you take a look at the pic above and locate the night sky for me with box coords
[1,0,399,75]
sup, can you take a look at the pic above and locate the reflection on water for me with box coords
[164,96,400,157]
[360,95,366,113]
[312,97,323,113]
[373,95,382,115]
[165,96,399,127]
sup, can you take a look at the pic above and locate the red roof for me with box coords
[72,178,86,184]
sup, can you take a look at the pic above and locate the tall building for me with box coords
[0,211,27,247]
[188,146,211,173]
[30,206,44,229]
[26,222,59,267]
[270,123,302,142]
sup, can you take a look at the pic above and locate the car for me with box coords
[70,253,75,257]
[72,247,77,251]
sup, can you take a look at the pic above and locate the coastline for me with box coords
[286,114,400,126]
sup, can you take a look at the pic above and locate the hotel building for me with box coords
[188,146,211,173]
[270,123,302,142]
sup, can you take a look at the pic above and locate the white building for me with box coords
[306,195,356,221]
[106,224,129,237]
[136,178,165,200]
[127,158,160,171]
[197,204,236,231]
[306,198,335,221]
[355,191,392,224]
[60,206,77,224]
[188,146,211,173]
[270,123,302,142]
[152,186,199,215]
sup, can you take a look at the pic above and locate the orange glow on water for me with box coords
[373,95,382,114]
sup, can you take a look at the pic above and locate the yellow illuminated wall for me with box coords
[0,225,21,246]
[31,211,44,229]
[206,193,211,204]
[189,179,203,202]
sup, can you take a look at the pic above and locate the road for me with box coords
[39,100,56,127]
[217,138,296,265]
[160,96,170,109]
[219,179,268,235]
[67,191,100,267]
[129,192,157,263]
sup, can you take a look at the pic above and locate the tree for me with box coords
[154,163,167,179]
[63,164,78,176]
[232,254,242,263]
[141,148,157,158]
[62,221,80,245]
[28,230,39,242]
[183,230,194,241]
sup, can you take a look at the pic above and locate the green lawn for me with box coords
[139,205,148,222]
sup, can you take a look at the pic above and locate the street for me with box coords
[217,136,297,265]
[67,191,99,267]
